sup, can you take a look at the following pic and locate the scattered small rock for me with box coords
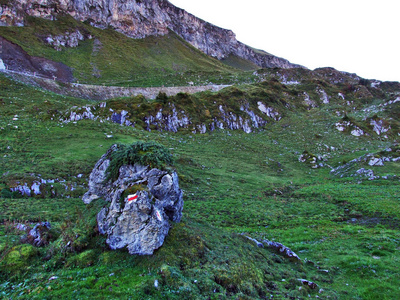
[263,240,301,262]
[241,234,264,248]
[15,223,29,232]
[299,151,324,168]
[298,279,318,289]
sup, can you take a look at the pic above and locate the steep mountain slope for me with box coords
[0,0,303,69]
[0,14,238,85]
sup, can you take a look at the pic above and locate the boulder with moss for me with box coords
[83,142,183,255]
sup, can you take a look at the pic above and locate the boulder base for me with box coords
[83,146,183,255]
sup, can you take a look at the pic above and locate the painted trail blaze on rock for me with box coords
[127,193,138,202]
[156,210,162,222]
[82,145,183,255]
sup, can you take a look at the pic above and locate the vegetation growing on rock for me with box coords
[105,141,174,182]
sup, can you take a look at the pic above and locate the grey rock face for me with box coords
[144,105,191,132]
[4,0,302,69]
[45,30,91,51]
[0,4,24,26]
[83,145,183,255]
[62,98,280,134]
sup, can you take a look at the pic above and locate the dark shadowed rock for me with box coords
[19,221,52,247]
[0,36,74,82]
[298,279,318,289]
[83,145,183,255]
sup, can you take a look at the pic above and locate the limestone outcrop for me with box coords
[61,99,281,134]
[1,0,303,69]
[83,145,184,255]
[45,30,92,51]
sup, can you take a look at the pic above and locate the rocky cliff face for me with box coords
[1,0,302,69]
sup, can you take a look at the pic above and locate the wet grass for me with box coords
[0,72,400,298]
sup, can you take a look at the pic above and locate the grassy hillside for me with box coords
[0,15,256,87]
[221,55,260,71]
[1,69,400,299]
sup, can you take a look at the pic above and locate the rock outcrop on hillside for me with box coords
[0,36,74,82]
[1,0,303,69]
[83,145,184,255]
[61,99,282,134]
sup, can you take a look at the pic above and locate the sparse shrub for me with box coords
[105,141,174,182]
[10,190,23,199]
[342,83,356,93]
[226,86,245,97]
[66,249,97,267]
[174,92,193,106]
[58,217,92,253]
[56,201,102,253]
[0,188,12,198]
[66,186,86,198]
[98,251,118,265]
[359,78,370,86]
[0,244,38,273]
[156,92,168,104]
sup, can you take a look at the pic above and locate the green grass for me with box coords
[0,16,257,87]
[1,58,400,298]
[221,55,260,71]
[105,141,174,181]
[0,198,85,222]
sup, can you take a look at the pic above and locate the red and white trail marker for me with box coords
[156,210,163,222]
[127,193,138,202]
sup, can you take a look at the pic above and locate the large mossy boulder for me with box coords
[83,142,183,255]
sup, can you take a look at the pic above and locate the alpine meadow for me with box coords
[0,1,399,299]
